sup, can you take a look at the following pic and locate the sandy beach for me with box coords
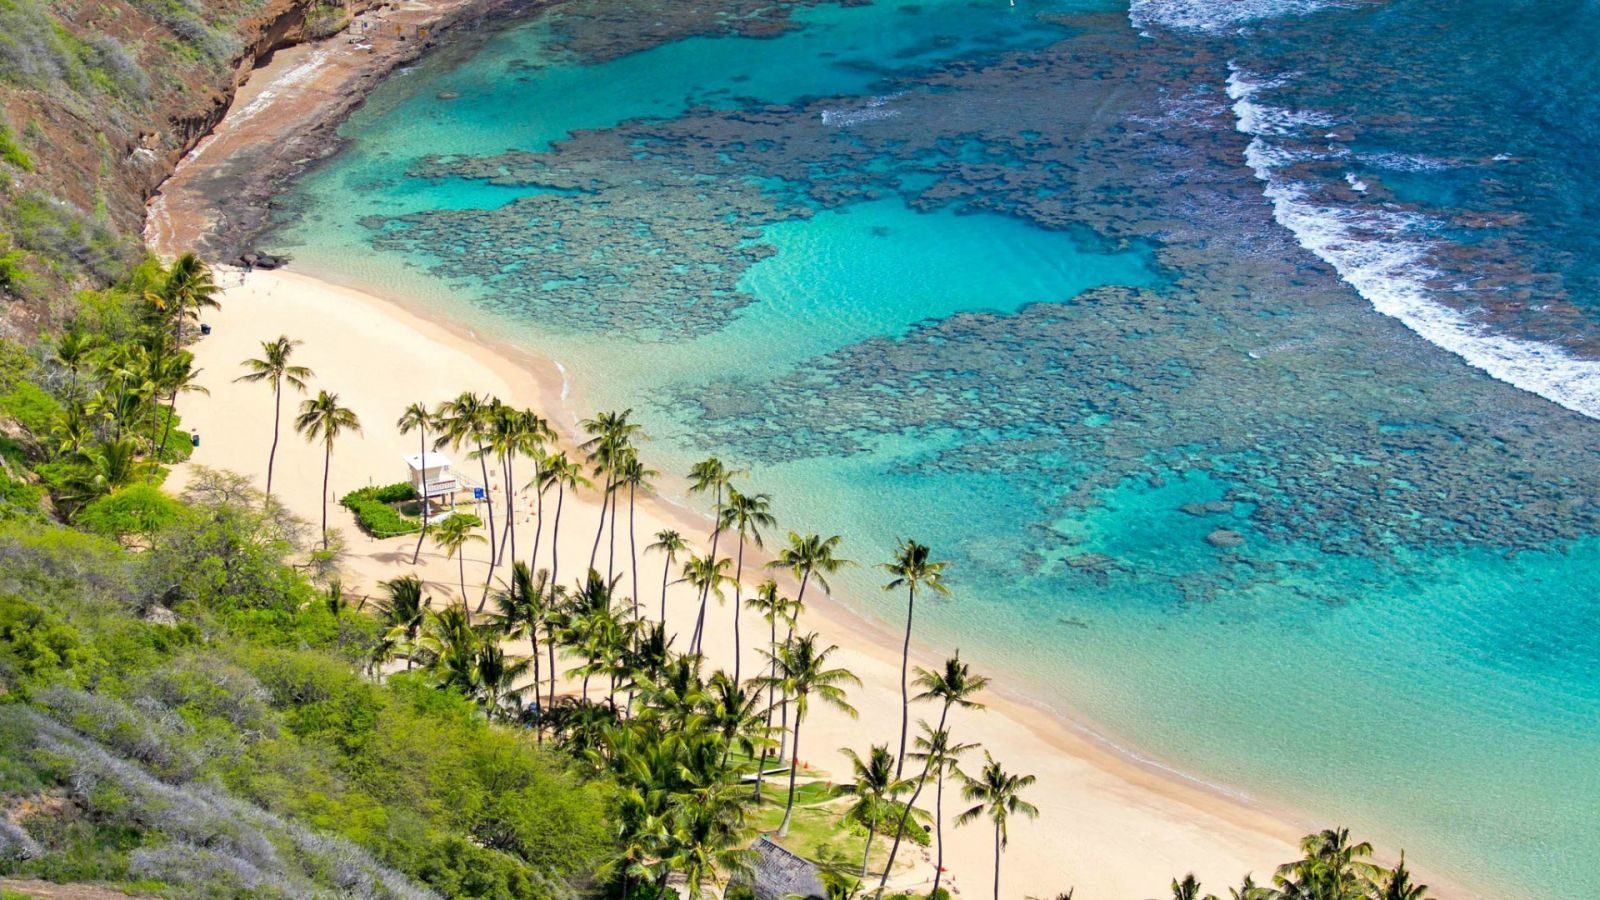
[166,265,1306,898]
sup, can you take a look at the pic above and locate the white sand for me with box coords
[168,267,1305,898]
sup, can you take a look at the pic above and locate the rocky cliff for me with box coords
[0,0,380,333]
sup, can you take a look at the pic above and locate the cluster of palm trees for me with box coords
[38,253,216,509]
[231,372,1434,900]
[1162,829,1431,900]
[235,333,363,551]
[332,395,1045,897]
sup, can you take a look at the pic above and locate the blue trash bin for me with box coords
[191,434,200,448]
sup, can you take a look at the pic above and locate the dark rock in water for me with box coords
[1205,529,1245,549]
[244,252,286,269]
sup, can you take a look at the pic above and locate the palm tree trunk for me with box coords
[546,623,558,712]
[477,545,494,613]
[530,631,542,743]
[551,484,565,591]
[691,591,709,656]
[628,483,640,624]
[778,711,803,837]
[411,426,429,563]
[458,553,468,612]
[156,389,177,462]
[896,585,915,779]
[530,465,546,575]
[505,454,517,567]
[320,443,332,549]
[992,822,1002,900]
[659,556,671,628]
[756,612,777,801]
[732,536,745,687]
[880,706,950,891]
[606,483,618,585]
[781,571,811,761]
[590,472,611,570]
[477,443,497,570]
[861,814,876,879]
[932,768,947,897]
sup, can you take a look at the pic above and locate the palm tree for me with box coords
[580,409,641,577]
[1274,828,1383,900]
[473,642,532,722]
[879,653,990,889]
[746,579,790,801]
[294,389,361,549]
[683,552,731,656]
[720,488,774,686]
[235,336,312,497]
[73,437,152,500]
[436,392,498,570]
[769,532,852,608]
[51,329,100,399]
[515,409,554,570]
[702,670,770,770]
[955,751,1039,900]
[146,252,220,346]
[838,744,911,879]
[540,450,590,591]
[616,451,657,620]
[767,532,849,762]
[688,457,740,638]
[376,574,430,671]
[1229,875,1273,900]
[753,632,860,837]
[1167,873,1209,900]
[148,348,207,462]
[646,529,687,628]
[488,562,551,739]
[433,513,485,609]
[396,401,437,563]
[910,724,979,899]
[881,539,951,777]
[1380,854,1431,900]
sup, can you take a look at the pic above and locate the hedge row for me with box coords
[339,483,422,538]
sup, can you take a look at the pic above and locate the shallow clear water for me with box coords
[270,0,1600,894]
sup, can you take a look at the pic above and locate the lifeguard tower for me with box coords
[404,452,462,521]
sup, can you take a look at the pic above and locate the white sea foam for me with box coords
[820,93,903,127]
[1129,0,1350,34]
[1345,172,1369,193]
[1359,151,1456,172]
[1226,64,1600,419]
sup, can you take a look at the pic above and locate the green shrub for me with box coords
[75,484,186,538]
[340,483,422,538]
[0,122,31,171]
[0,378,59,435]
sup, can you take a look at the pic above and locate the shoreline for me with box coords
[141,3,1486,897]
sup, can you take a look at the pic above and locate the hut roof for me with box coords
[737,836,827,900]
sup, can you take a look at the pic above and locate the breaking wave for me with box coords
[1227,65,1600,419]
[1130,0,1353,34]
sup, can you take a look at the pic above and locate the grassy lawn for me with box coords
[751,778,923,882]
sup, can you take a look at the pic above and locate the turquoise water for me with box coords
[270,0,1600,894]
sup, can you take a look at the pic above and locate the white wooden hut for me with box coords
[404,452,458,519]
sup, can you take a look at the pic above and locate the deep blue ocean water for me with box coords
[268,0,1600,894]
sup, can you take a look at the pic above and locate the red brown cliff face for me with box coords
[0,0,382,333]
